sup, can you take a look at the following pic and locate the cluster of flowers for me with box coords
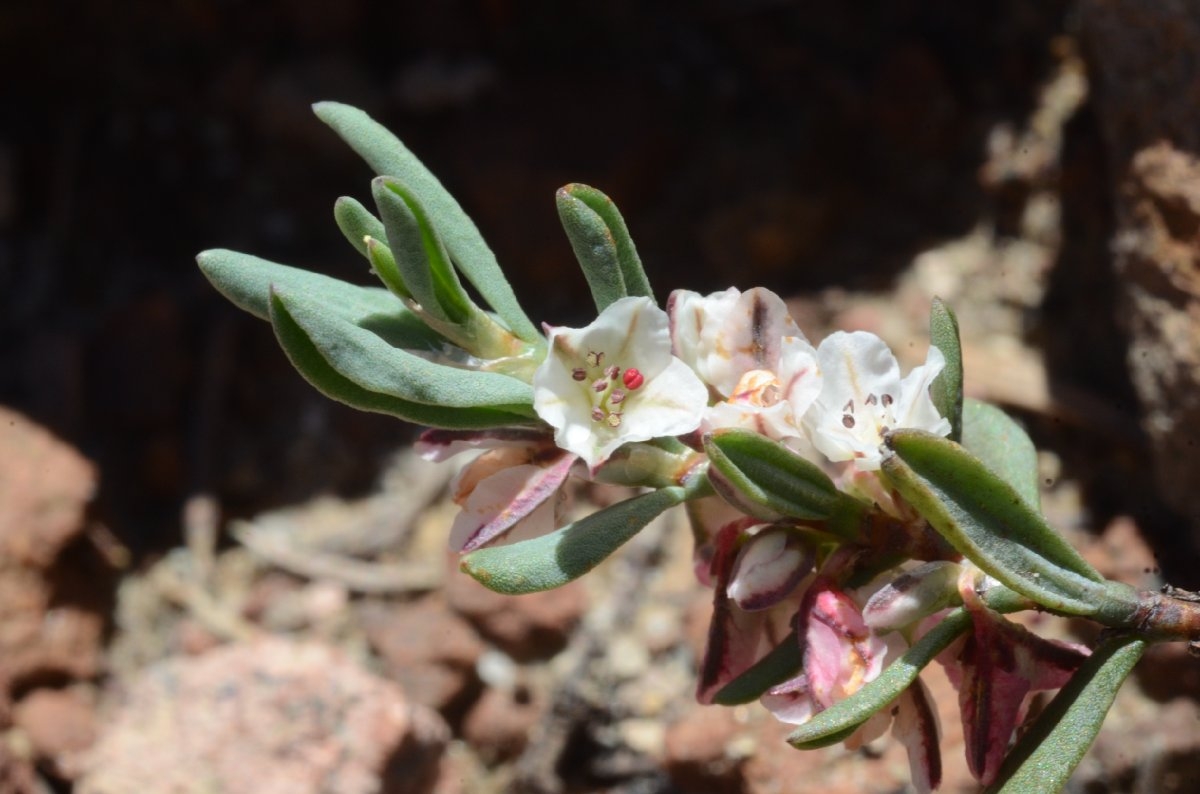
[421,287,1086,791]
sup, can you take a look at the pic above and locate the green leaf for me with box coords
[713,631,802,705]
[373,177,472,324]
[199,249,409,323]
[929,298,963,442]
[961,398,1040,511]
[556,184,654,311]
[788,609,973,749]
[333,195,386,260]
[460,486,686,593]
[270,287,535,412]
[267,290,536,429]
[985,634,1146,794]
[882,430,1113,617]
[313,101,540,344]
[703,429,843,522]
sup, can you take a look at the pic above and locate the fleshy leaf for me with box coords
[928,298,963,442]
[556,183,653,312]
[198,249,410,324]
[984,634,1146,794]
[460,486,686,593]
[267,290,534,428]
[333,195,386,260]
[373,176,471,325]
[270,287,535,412]
[313,101,541,344]
[787,608,972,749]
[712,630,803,705]
[881,429,1116,617]
[961,398,1040,511]
[703,429,845,523]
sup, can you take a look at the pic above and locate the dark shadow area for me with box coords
[2,0,1070,556]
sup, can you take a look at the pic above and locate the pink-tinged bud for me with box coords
[726,528,813,611]
[623,367,645,390]
[863,561,962,631]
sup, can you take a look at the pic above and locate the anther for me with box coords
[843,399,855,414]
[605,365,620,380]
[610,389,627,405]
[592,378,609,393]
[586,351,604,368]
[842,414,856,429]
[606,413,623,428]
[572,368,587,381]
[881,393,894,407]
[865,394,878,406]
[591,408,605,423]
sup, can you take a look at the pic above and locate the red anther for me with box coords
[623,368,645,390]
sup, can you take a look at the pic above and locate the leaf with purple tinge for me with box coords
[952,587,1089,786]
[893,676,943,794]
[696,520,796,704]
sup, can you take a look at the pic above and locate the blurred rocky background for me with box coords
[3,1,1200,792]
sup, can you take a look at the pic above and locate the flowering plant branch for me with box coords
[198,102,1200,793]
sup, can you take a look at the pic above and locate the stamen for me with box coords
[592,378,609,393]
[586,351,604,368]
[842,414,856,429]
[606,412,623,428]
[572,368,587,381]
[865,394,878,406]
[605,365,620,380]
[843,399,855,414]
[881,393,894,407]
[591,407,605,423]
[610,389,627,405]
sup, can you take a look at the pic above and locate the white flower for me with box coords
[668,287,821,440]
[804,331,951,471]
[533,296,708,469]
[668,287,801,397]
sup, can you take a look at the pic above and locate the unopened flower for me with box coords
[417,429,577,552]
[696,519,809,704]
[805,331,950,471]
[533,296,707,469]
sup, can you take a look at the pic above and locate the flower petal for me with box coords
[533,297,707,468]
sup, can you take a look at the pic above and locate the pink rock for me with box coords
[77,638,448,794]
[12,688,96,779]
